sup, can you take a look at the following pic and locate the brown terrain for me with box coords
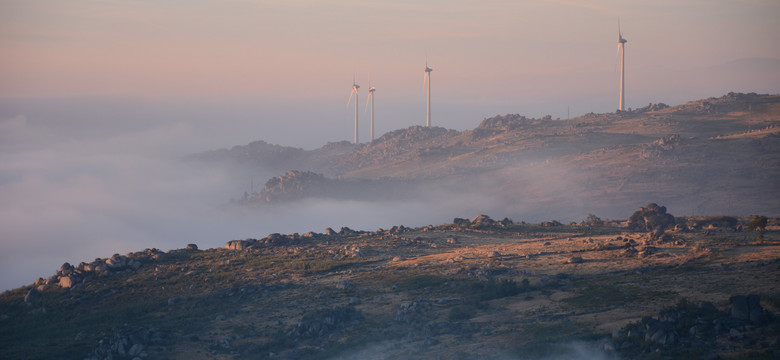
[1,211,778,359]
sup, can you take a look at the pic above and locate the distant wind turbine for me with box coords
[365,77,376,142]
[347,76,360,144]
[424,60,433,127]
[617,20,628,111]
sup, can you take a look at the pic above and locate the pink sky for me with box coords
[2,0,778,106]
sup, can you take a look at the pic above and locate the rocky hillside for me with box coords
[195,93,780,217]
[1,210,778,359]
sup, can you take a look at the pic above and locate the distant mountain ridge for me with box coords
[195,92,780,217]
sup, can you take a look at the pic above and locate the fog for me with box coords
[1,98,589,292]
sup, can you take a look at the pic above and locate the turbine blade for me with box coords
[347,88,355,106]
[364,92,372,113]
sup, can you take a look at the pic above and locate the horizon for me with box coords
[2,1,780,148]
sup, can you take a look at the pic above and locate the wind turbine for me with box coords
[424,60,433,127]
[617,21,628,111]
[347,76,360,144]
[365,77,376,142]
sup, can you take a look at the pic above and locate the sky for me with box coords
[1,0,779,146]
[0,0,779,291]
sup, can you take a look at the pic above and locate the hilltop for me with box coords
[196,92,780,218]
[1,211,778,359]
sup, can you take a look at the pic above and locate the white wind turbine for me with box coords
[365,77,376,142]
[617,21,628,111]
[347,76,360,144]
[424,60,433,127]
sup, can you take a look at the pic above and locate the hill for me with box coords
[1,212,778,359]
[195,92,780,218]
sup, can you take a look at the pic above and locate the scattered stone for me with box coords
[288,306,363,338]
[567,256,584,264]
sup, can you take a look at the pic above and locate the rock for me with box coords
[729,295,749,321]
[336,280,351,290]
[58,276,74,288]
[185,244,198,250]
[567,256,584,264]
[541,220,562,227]
[730,295,763,323]
[325,227,336,236]
[487,251,501,258]
[392,256,404,262]
[627,203,675,232]
[225,239,257,250]
[453,218,470,227]
[167,297,177,305]
[128,343,144,356]
[288,306,363,338]
[24,288,38,303]
[471,214,496,228]
[105,255,126,269]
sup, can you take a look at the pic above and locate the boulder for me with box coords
[453,218,470,227]
[58,276,74,288]
[471,214,496,228]
[729,295,763,323]
[128,343,144,356]
[225,239,256,250]
[24,288,38,304]
[185,244,198,250]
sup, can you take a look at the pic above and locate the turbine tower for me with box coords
[365,79,376,142]
[424,61,433,127]
[617,21,627,111]
[347,77,360,144]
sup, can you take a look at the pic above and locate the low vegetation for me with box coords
[1,213,778,359]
